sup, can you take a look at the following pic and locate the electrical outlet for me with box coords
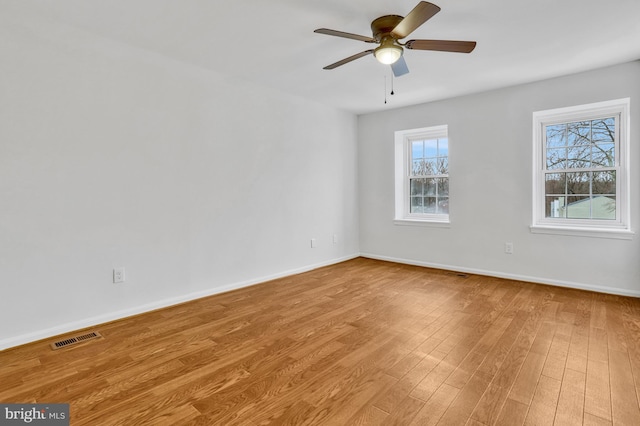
[333,234,338,244]
[504,242,514,254]
[113,267,125,283]
[311,238,317,248]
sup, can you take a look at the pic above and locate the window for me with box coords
[395,125,449,224]
[532,98,631,238]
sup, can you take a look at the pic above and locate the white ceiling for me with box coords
[7,0,640,114]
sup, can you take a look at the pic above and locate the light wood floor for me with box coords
[2,258,640,425]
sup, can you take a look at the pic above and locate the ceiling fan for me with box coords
[314,1,476,77]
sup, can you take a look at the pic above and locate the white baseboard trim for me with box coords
[0,253,359,351]
[360,252,640,298]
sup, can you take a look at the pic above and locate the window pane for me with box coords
[438,178,449,196]
[410,196,423,213]
[592,117,615,143]
[566,195,591,218]
[424,197,437,214]
[546,148,566,169]
[591,143,615,167]
[567,121,591,146]
[423,159,436,175]
[410,178,424,196]
[546,196,566,218]
[411,141,424,160]
[439,139,449,157]
[424,178,437,196]
[438,197,449,214]
[592,196,616,219]
[412,160,423,175]
[546,124,567,147]
[545,173,566,194]
[567,145,590,168]
[592,171,616,195]
[437,157,448,174]
[424,140,438,158]
[566,172,590,195]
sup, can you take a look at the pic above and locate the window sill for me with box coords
[394,218,451,228]
[530,224,634,240]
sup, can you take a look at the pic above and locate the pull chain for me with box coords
[390,72,395,96]
[384,76,387,104]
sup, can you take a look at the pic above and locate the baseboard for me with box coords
[360,252,640,298]
[0,253,360,351]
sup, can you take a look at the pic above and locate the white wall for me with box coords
[359,61,640,296]
[0,13,359,349]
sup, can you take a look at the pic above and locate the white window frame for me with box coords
[394,125,450,226]
[531,98,632,239]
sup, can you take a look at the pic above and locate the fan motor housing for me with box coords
[371,15,403,41]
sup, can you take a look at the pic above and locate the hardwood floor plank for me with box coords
[541,331,570,381]
[436,373,491,425]
[495,397,529,426]
[372,373,418,413]
[382,395,425,426]
[344,404,389,426]
[445,349,487,390]
[238,343,347,423]
[554,368,586,426]
[415,335,445,357]
[409,350,454,401]
[566,331,589,374]
[588,327,609,364]
[386,350,426,379]
[473,310,529,382]
[256,399,317,426]
[609,349,640,425]
[585,358,612,421]
[409,383,459,426]
[620,304,640,411]
[583,413,613,426]
[508,352,547,405]
[298,369,396,426]
[470,305,546,424]
[523,374,562,425]
[91,402,200,426]
[605,298,629,354]
[472,338,539,423]
[372,350,444,414]
[1,258,639,425]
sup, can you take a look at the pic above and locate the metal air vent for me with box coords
[50,331,102,350]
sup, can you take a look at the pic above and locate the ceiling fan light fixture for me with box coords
[374,39,403,65]
[316,2,477,74]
